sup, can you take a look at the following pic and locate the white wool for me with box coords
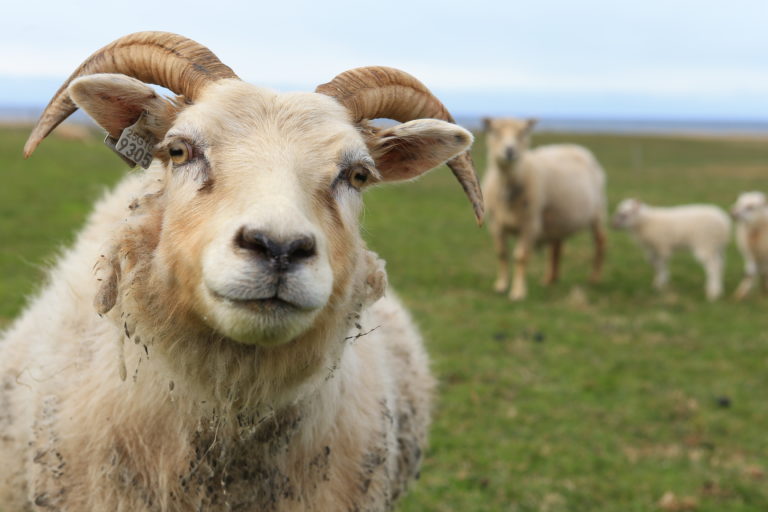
[613,199,731,301]
[731,191,768,299]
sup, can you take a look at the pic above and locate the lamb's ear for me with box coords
[525,118,538,133]
[69,73,178,142]
[482,117,493,132]
[367,119,473,183]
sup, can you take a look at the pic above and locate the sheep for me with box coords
[731,191,768,300]
[611,198,731,301]
[53,121,94,142]
[0,32,484,512]
[481,117,607,300]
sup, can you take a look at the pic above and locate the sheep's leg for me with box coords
[491,227,510,293]
[510,238,532,301]
[734,260,757,300]
[589,220,606,283]
[650,252,669,290]
[542,240,562,285]
[701,252,724,301]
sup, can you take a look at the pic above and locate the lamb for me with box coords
[0,32,484,512]
[731,191,768,299]
[611,199,731,301]
[481,117,607,301]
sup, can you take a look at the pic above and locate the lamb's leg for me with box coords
[510,237,531,301]
[590,220,606,283]
[650,252,669,291]
[702,252,724,301]
[491,226,509,294]
[542,240,562,285]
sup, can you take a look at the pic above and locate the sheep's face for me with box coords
[611,198,644,229]
[484,118,536,170]
[72,76,472,347]
[152,82,364,346]
[731,191,767,224]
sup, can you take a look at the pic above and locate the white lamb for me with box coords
[0,32,484,511]
[731,191,768,299]
[612,198,731,300]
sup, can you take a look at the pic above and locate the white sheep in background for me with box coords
[731,191,768,300]
[52,121,94,142]
[0,32,484,511]
[481,117,607,301]
[612,199,731,301]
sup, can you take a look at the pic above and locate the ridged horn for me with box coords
[316,66,484,224]
[24,31,238,158]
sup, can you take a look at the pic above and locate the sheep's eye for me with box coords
[168,141,192,165]
[349,168,370,189]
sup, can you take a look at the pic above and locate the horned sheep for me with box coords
[611,199,731,301]
[731,191,768,300]
[481,117,607,301]
[0,32,484,511]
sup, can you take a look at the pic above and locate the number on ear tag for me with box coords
[103,111,157,169]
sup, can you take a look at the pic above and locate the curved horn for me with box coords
[316,66,484,224]
[24,31,238,158]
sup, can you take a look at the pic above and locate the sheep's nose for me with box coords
[505,146,517,162]
[236,227,316,272]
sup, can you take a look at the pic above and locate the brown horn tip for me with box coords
[447,151,485,225]
[24,31,238,158]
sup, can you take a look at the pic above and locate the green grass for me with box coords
[2,127,768,511]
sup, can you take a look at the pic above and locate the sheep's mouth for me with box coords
[203,267,332,317]
[238,297,298,312]
[213,292,300,311]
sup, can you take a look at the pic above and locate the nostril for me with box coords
[286,235,316,262]
[235,227,316,270]
[236,227,273,257]
[505,147,516,161]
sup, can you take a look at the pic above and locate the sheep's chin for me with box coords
[201,292,322,347]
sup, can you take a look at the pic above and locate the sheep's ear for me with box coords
[482,117,493,132]
[626,198,643,213]
[524,118,538,133]
[69,73,178,143]
[367,119,473,183]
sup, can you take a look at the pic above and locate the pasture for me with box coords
[1,126,767,511]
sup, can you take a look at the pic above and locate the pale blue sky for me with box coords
[2,0,767,119]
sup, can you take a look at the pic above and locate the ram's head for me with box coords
[25,32,483,349]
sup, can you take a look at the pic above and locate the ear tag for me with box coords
[103,111,157,169]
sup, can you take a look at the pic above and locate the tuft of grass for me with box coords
[2,127,768,511]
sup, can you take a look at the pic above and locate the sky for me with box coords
[2,0,768,120]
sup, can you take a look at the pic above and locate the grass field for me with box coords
[1,126,767,511]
